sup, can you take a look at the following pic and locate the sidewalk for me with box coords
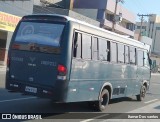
[151,73,160,76]
[0,65,6,71]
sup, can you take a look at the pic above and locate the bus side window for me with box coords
[129,47,136,65]
[144,52,150,67]
[137,50,144,66]
[99,39,108,61]
[107,41,110,61]
[111,42,117,63]
[125,46,129,64]
[92,37,98,60]
[73,32,81,58]
[82,33,91,59]
[118,44,124,63]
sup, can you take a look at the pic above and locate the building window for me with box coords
[127,23,135,31]
[156,27,160,30]
[106,13,114,21]
[136,26,141,29]
[142,26,146,30]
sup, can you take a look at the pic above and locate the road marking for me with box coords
[144,99,158,104]
[152,83,160,85]
[0,97,36,103]
[151,73,160,76]
[80,114,109,122]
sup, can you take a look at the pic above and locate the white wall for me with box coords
[106,0,136,24]
[34,0,42,5]
[153,30,160,53]
[141,36,152,45]
[73,9,98,20]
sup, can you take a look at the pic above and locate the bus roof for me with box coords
[23,14,149,51]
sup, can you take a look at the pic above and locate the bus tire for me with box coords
[136,85,146,101]
[95,89,109,111]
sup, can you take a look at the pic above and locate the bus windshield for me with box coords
[14,22,65,47]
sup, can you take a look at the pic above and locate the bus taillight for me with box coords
[57,64,67,80]
[12,44,20,49]
[58,65,67,75]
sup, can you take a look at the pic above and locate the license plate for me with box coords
[25,86,37,93]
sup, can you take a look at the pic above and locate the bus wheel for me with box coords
[96,89,109,111]
[136,85,146,101]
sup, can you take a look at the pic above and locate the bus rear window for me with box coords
[14,22,65,47]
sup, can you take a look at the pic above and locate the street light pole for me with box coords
[112,0,119,32]
[138,15,144,41]
[112,0,124,32]
[70,0,74,10]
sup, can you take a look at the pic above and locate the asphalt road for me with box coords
[0,70,160,121]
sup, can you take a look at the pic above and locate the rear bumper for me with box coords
[5,79,68,102]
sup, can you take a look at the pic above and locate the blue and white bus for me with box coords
[6,14,151,111]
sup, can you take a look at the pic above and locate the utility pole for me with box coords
[112,0,124,32]
[137,14,152,41]
[69,0,74,10]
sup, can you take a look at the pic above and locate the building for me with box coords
[34,0,71,9]
[135,14,160,67]
[33,0,100,26]
[0,0,136,65]
[73,0,136,38]
[0,0,33,65]
[34,0,136,38]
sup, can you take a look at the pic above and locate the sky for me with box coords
[122,0,160,21]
